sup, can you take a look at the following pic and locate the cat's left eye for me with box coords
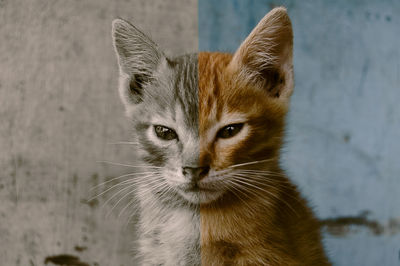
[154,125,178,141]
[217,123,244,139]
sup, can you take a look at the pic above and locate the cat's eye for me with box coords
[154,125,178,141]
[217,123,244,139]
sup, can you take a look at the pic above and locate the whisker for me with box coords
[97,160,162,169]
[230,175,299,216]
[93,174,156,202]
[229,173,280,188]
[227,178,277,207]
[89,179,133,201]
[102,175,164,213]
[230,172,300,202]
[136,179,168,199]
[210,168,231,176]
[230,172,289,186]
[90,171,160,191]
[89,176,151,201]
[228,176,294,202]
[224,180,255,211]
[125,205,140,227]
[118,196,138,218]
[231,170,290,183]
[102,182,139,211]
[228,159,275,168]
[106,174,164,217]
[229,175,286,204]
[154,183,175,201]
[107,189,137,218]
[107,141,140,145]
[139,182,171,212]
[236,169,287,177]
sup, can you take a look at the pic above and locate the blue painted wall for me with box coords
[199,0,400,265]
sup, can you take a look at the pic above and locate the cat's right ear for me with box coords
[228,7,294,102]
[112,19,164,109]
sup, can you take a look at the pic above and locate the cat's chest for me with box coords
[157,208,199,243]
[139,206,200,265]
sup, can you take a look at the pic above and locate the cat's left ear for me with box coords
[112,18,166,111]
[229,7,294,100]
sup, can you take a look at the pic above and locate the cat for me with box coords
[112,7,330,266]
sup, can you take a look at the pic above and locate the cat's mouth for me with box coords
[183,183,218,193]
[178,184,225,204]
[173,173,226,204]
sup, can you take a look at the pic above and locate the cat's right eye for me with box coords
[154,125,178,141]
[217,123,244,139]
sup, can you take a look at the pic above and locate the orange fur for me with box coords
[198,7,330,266]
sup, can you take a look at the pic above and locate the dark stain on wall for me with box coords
[320,211,400,236]
[44,254,90,266]
[321,215,382,236]
[74,245,88,252]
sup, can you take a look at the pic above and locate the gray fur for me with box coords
[112,19,200,265]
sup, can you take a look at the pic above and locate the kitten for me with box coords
[112,7,330,266]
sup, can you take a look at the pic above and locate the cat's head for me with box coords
[112,19,203,205]
[112,7,293,206]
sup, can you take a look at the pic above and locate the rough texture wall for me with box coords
[2,0,399,265]
[199,0,400,265]
[0,1,197,265]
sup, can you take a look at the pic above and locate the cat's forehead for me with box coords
[198,52,246,128]
[143,54,199,131]
[168,54,199,129]
[199,52,231,121]
[198,52,281,132]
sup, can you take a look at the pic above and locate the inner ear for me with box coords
[260,68,285,98]
[129,74,147,103]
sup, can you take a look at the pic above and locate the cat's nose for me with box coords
[182,166,210,181]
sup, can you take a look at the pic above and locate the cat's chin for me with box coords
[177,189,225,205]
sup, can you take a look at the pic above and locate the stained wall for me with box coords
[1,0,399,265]
[199,0,400,265]
[0,1,197,265]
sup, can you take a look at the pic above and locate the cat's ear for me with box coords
[229,7,294,100]
[112,19,165,108]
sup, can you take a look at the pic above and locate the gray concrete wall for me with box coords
[0,1,197,265]
[2,0,399,265]
[199,0,400,265]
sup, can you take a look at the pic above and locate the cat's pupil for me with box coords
[154,125,178,141]
[217,123,244,139]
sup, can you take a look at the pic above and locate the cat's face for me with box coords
[112,7,293,205]
[129,54,206,204]
[197,51,291,204]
